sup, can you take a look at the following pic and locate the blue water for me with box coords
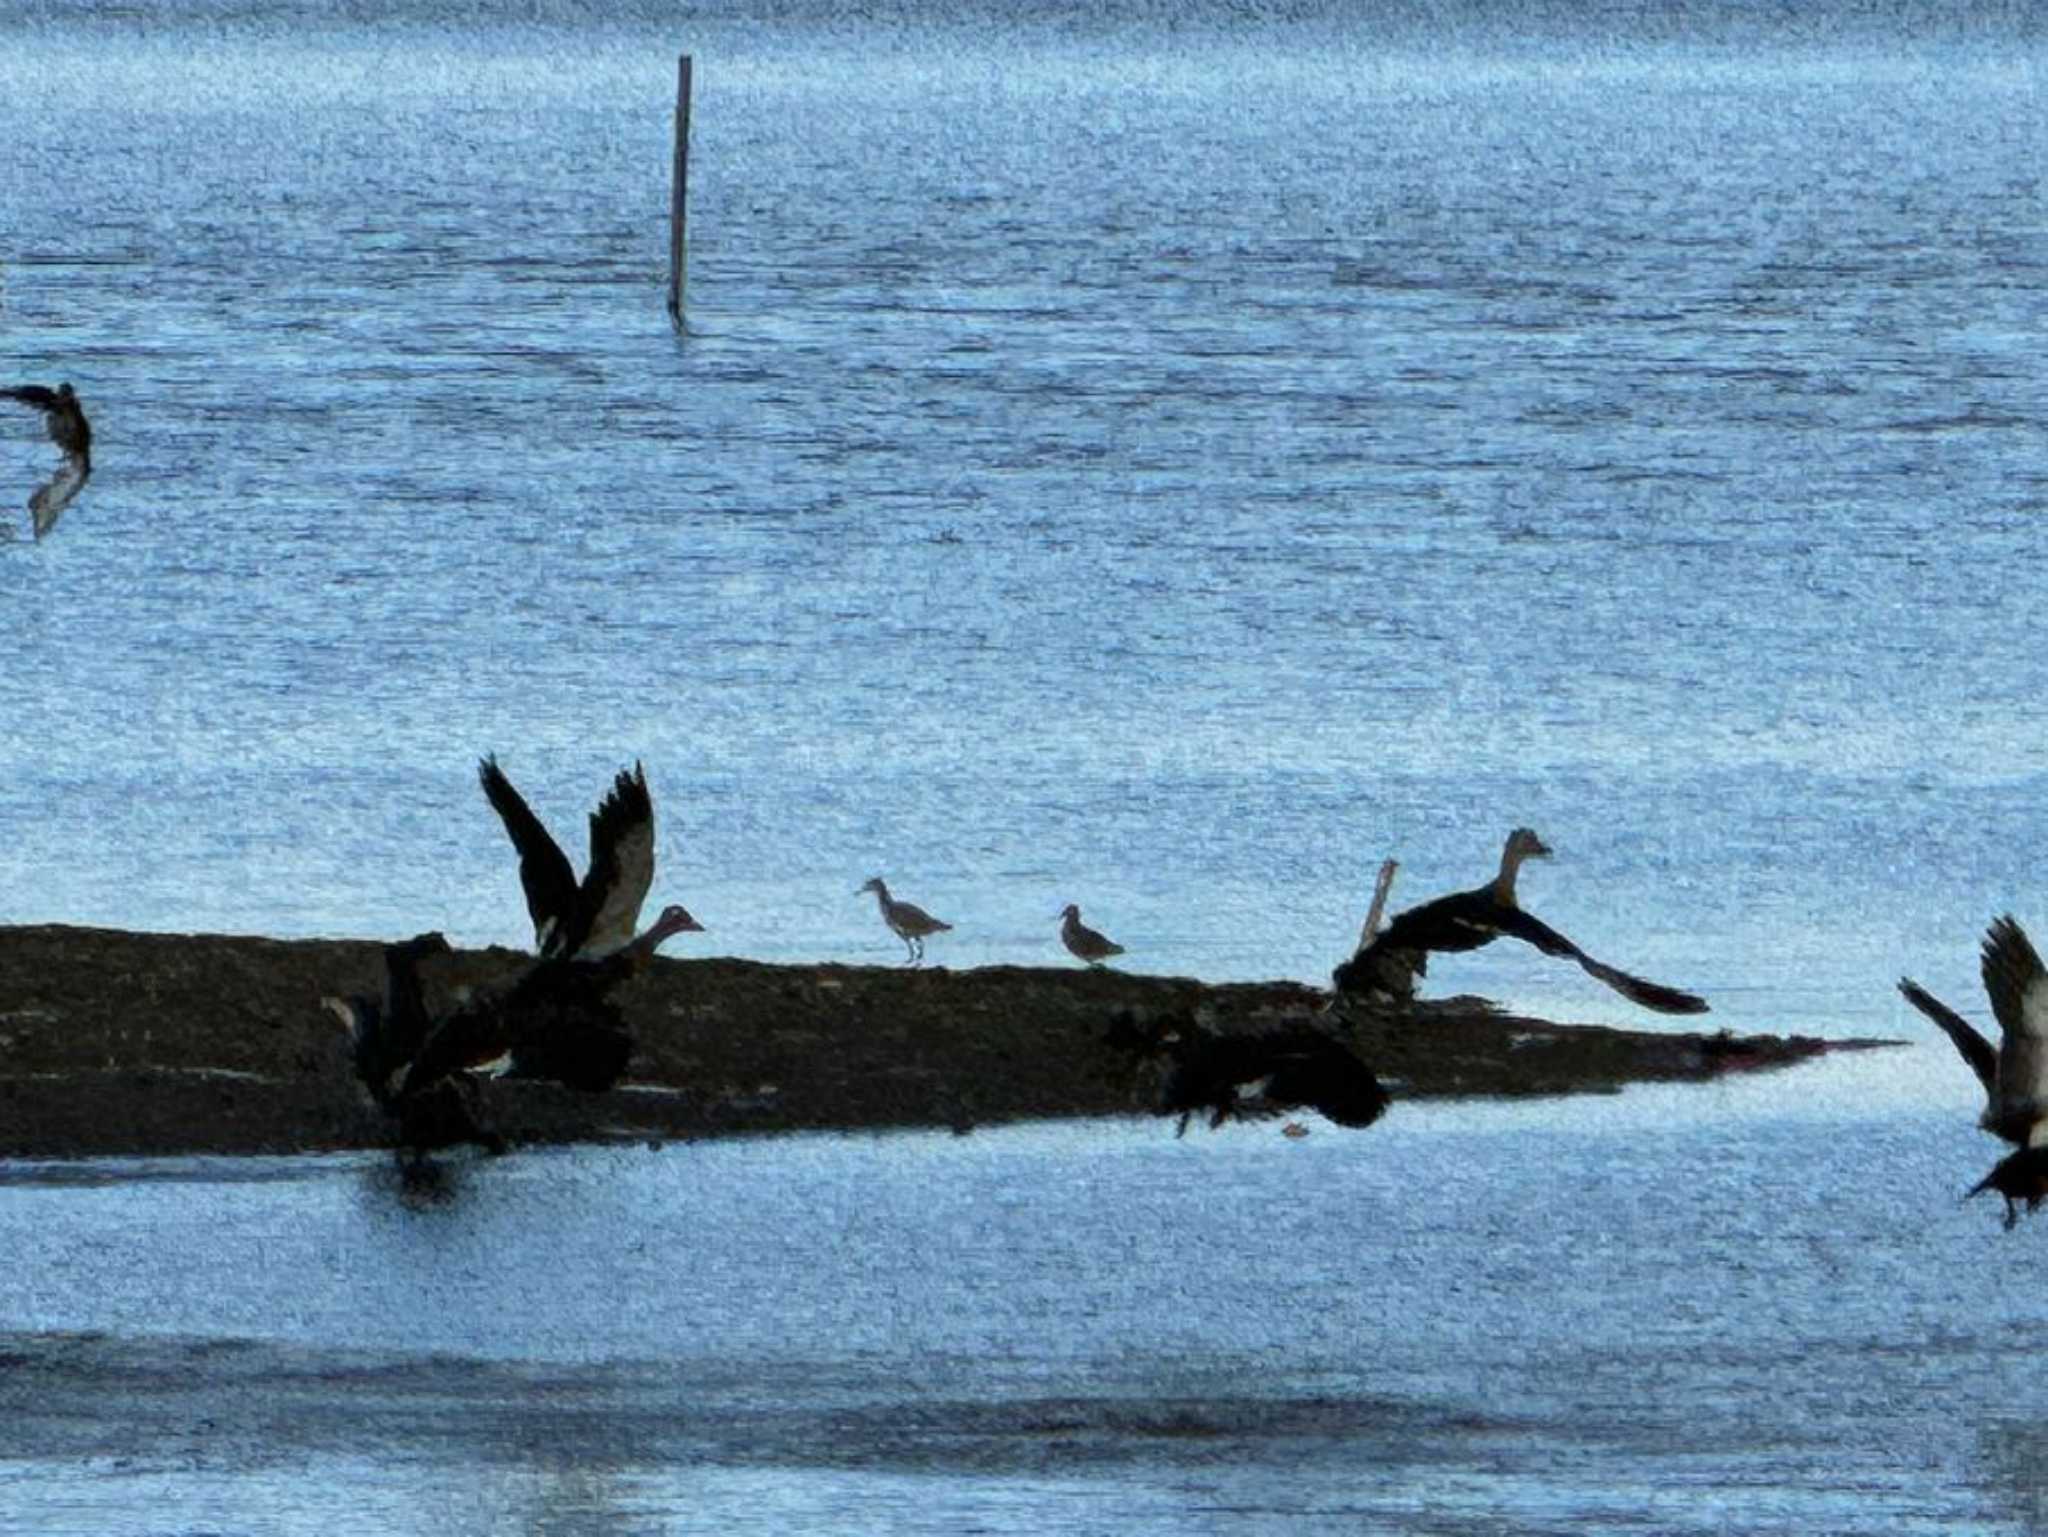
[4,1076,2048,1536]
[3,0,2046,1529]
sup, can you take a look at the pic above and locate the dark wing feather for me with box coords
[479,756,580,955]
[399,1001,513,1096]
[28,457,87,538]
[1369,891,1507,957]
[1982,916,2048,1135]
[379,932,451,1070]
[1,385,60,413]
[1898,977,1998,1099]
[576,762,655,958]
[1158,1025,1389,1133]
[1487,906,1710,1015]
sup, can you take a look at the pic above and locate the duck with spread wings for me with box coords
[1900,915,2048,1229]
[473,755,704,1092]
[1332,828,1709,1016]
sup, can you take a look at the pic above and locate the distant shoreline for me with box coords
[0,923,1899,1160]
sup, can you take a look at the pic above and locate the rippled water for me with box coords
[5,1068,2048,1535]
[4,0,2047,1529]
[3,0,2043,1023]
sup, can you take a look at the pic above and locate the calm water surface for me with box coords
[3,0,2046,1530]
[6,1071,2048,1535]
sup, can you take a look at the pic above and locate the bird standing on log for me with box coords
[859,876,951,966]
[1900,915,2048,1230]
[2,381,90,538]
[1059,903,1124,968]
[1332,828,1709,1016]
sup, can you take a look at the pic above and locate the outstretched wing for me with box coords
[1982,915,2048,1139]
[1490,906,1710,1015]
[398,1003,513,1098]
[0,385,60,414]
[576,762,655,958]
[1898,977,1998,1099]
[27,455,87,538]
[1364,892,1506,960]
[478,756,579,954]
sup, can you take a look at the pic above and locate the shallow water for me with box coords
[2,0,2043,1028]
[4,0,2047,1529]
[4,1070,2048,1535]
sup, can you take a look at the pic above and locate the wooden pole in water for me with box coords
[667,53,693,332]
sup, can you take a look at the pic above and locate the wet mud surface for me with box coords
[0,923,1896,1159]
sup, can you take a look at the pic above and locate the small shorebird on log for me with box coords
[2,381,91,538]
[1059,903,1124,968]
[1901,915,2048,1230]
[859,876,951,966]
[1332,828,1708,1016]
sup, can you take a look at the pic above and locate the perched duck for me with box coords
[1,381,90,538]
[480,755,689,962]
[1059,903,1124,968]
[1332,828,1709,1016]
[1113,1014,1390,1136]
[859,876,951,966]
[1900,915,2048,1229]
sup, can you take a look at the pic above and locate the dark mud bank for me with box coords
[0,924,1898,1158]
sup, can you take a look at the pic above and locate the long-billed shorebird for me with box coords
[1059,903,1124,968]
[1901,915,2048,1230]
[2,381,91,538]
[1332,828,1709,1016]
[859,876,951,966]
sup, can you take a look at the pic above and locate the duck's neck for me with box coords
[1488,840,1531,906]
[616,918,679,974]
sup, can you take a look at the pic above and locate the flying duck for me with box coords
[859,876,951,966]
[1332,828,1709,1016]
[1116,1015,1391,1136]
[1900,915,2048,1229]
[402,903,707,1098]
[1059,903,1124,968]
[2,382,90,538]
[321,932,504,1160]
[479,755,698,963]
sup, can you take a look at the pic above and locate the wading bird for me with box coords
[1059,903,1124,968]
[859,876,951,966]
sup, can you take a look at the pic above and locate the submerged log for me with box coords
[0,923,1900,1158]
